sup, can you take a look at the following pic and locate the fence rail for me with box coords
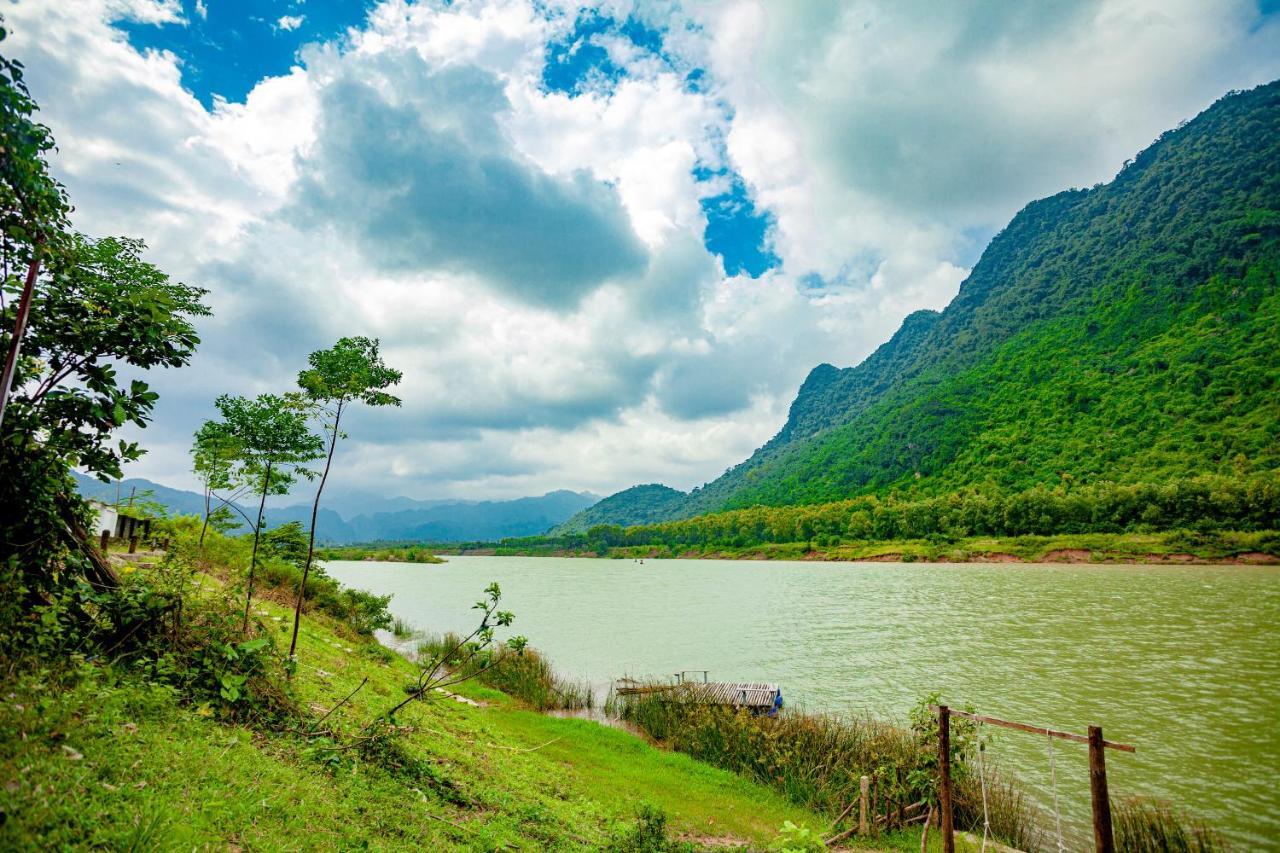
[928,705,1136,752]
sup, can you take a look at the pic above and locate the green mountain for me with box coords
[552,484,687,534]
[597,80,1280,526]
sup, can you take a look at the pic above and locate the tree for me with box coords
[1,233,209,612]
[191,420,243,547]
[0,18,72,430]
[209,393,323,631]
[287,337,401,658]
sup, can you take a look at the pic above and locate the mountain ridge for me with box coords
[562,79,1280,530]
[71,472,599,544]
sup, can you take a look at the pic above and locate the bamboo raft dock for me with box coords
[614,674,784,716]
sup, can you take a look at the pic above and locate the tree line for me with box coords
[505,474,1280,552]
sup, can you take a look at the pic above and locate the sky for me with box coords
[5,0,1279,503]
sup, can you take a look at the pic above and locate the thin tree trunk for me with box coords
[0,254,42,433]
[289,400,342,657]
[199,485,211,548]
[242,460,272,632]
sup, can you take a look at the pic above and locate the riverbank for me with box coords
[463,529,1280,564]
[0,571,865,850]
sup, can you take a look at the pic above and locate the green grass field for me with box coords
[0,589,878,851]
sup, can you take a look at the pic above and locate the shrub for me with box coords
[416,633,593,711]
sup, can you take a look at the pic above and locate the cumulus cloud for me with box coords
[5,0,1278,502]
[291,51,649,307]
[702,0,1280,277]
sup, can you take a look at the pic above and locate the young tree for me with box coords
[287,337,401,657]
[384,582,525,718]
[210,393,324,631]
[191,420,243,548]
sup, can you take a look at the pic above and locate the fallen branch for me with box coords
[487,735,564,753]
[312,676,368,731]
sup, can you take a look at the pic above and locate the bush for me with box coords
[416,633,593,711]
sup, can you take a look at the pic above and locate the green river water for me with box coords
[325,556,1280,848]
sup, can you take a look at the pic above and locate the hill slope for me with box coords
[600,80,1280,524]
[551,484,688,534]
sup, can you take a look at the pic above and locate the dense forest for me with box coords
[512,474,1278,556]
[554,80,1280,538]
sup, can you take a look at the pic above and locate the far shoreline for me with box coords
[440,548,1280,566]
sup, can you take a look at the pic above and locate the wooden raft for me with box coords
[615,679,782,712]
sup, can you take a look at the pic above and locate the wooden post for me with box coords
[938,705,954,853]
[859,774,869,834]
[1089,725,1115,853]
[128,535,138,554]
[100,530,110,552]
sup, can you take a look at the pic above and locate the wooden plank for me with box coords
[928,706,1136,752]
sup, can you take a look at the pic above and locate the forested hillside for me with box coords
[600,80,1280,525]
[552,483,687,534]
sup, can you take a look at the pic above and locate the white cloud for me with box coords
[276,14,305,32]
[4,0,1278,503]
[105,0,185,25]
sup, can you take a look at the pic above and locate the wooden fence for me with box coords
[930,705,1135,853]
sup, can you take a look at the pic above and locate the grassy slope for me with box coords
[0,591,844,851]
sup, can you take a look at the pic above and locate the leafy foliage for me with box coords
[203,393,324,629]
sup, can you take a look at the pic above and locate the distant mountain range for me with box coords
[556,80,1280,533]
[72,471,598,544]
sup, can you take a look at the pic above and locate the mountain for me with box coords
[71,472,217,518]
[71,472,598,543]
[337,490,599,542]
[589,80,1280,526]
[552,484,688,534]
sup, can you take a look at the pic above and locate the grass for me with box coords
[1114,797,1226,852]
[0,583,845,850]
[417,632,595,712]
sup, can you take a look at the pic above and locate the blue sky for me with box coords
[119,0,370,107]
[121,0,781,282]
[8,0,1280,500]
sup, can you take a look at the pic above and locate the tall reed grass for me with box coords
[1114,797,1226,852]
[608,687,1037,846]
[416,633,594,712]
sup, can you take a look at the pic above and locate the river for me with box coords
[325,556,1280,848]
